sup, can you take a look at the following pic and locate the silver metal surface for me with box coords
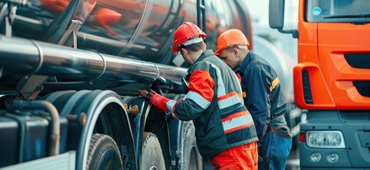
[0,36,187,85]
[1,151,76,170]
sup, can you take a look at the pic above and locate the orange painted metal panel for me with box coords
[316,23,370,109]
[295,0,370,110]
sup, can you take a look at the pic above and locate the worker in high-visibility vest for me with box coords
[139,22,259,169]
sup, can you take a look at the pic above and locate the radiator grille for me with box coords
[353,81,370,97]
[344,54,370,69]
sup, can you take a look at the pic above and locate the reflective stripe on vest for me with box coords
[270,77,280,92]
[184,91,211,109]
[222,111,254,134]
[166,99,178,119]
[218,92,244,110]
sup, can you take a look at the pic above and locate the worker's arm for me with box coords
[169,69,215,121]
[139,67,215,121]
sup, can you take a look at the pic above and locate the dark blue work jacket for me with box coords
[237,51,292,142]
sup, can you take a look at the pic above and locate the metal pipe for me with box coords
[0,36,187,84]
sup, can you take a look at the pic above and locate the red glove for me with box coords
[138,89,170,112]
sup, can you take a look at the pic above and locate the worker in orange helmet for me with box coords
[215,29,293,170]
[139,22,259,169]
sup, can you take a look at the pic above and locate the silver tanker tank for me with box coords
[0,0,253,94]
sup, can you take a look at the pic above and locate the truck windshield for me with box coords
[305,0,370,23]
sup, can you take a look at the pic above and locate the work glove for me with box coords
[138,89,170,112]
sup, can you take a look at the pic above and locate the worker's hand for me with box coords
[138,89,151,100]
[138,89,170,112]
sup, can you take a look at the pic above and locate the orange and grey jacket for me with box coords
[237,51,292,141]
[164,50,258,160]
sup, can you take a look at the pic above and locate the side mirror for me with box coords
[269,0,285,29]
[269,0,299,38]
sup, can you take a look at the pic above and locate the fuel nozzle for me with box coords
[151,76,167,95]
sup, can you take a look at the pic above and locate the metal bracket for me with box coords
[58,19,83,48]
[16,75,49,100]
[2,0,27,37]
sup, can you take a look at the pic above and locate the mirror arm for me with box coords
[278,28,299,38]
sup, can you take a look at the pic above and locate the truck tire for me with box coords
[182,122,202,170]
[141,132,165,170]
[86,133,123,170]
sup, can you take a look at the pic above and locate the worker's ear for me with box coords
[180,48,190,60]
[180,48,188,56]
[232,47,239,57]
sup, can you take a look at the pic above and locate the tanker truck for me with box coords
[0,0,255,170]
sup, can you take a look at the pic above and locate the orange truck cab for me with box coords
[269,0,370,169]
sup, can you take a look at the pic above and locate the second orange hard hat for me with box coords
[214,29,249,56]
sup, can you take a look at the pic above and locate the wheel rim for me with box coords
[96,148,123,169]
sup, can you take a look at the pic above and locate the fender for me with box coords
[71,90,135,170]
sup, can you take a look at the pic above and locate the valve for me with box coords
[151,76,167,95]
[123,103,138,115]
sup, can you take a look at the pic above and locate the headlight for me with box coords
[306,131,345,148]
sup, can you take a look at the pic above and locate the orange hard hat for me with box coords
[172,22,206,54]
[214,29,249,56]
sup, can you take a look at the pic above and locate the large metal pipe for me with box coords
[0,36,187,85]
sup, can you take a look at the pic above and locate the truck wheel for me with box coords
[141,132,165,170]
[86,134,123,170]
[182,122,202,170]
